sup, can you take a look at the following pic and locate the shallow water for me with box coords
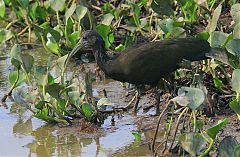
[0,47,154,157]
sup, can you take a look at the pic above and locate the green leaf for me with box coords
[0,0,5,17]
[207,118,228,140]
[229,98,240,120]
[102,13,114,26]
[233,23,240,39]
[82,103,93,119]
[96,24,114,49]
[151,0,173,16]
[230,3,240,24]
[211,31,229,48]
[219,136,239,157]
[177,87,205,110]
[35,101,46,110]
[46,33,61,56]
[10,44,21,61]
[197,31,210,40]
[49,0,65,12]
[232,69,240,93]
[65,3,76,21]
[35,66,48,86]
[177,0,198,22]
[8,70,25,87]
[68,91,80,102]
[226,39,240,56]
[213,77,223,89]
[20,53,34,73]
[76,5,87,21]
[178,133,206,156]
[207,4,222,33]
[159,19,174,34]
[132,132,142,141]
[0,29,13,44]
[11,58,21,69]
[45,83,61,99]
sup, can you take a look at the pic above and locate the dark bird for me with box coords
[66,30,211,113]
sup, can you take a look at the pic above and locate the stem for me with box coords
[168,107,188,151]
[28,25,31,43]
[200,139,214,157]
[2,69,20,102]
[151,100,171,152]
[56,11,60,25]
[193,110,196,132]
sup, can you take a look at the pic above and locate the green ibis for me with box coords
[66,30,211,113]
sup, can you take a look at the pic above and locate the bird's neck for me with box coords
[93,45,112,72]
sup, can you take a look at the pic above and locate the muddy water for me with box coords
[0,47,156,157]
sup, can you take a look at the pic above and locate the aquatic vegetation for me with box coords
[1,0,240,156]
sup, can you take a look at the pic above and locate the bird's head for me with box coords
[65,30,105,65]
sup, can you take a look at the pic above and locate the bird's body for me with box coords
[99,38,210,85]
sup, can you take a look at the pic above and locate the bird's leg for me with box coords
[133,89,141,113]
[155,88,161,115]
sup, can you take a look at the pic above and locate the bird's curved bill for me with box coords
[64,41,85,67]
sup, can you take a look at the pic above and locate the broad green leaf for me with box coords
[197,31,210,40]
[68,91,80,102]
[232,69,240,93]
[20,53,34,73]
[55,54,68,71]
[178,87,205,110]
[10,44,21,61]
[211,31,229,48]
[229,98,240,120]
[8,70,25,87]
[0,0,5,17]
[49,0,65,12]
[82,103,93,119]
[46,33,61,56]
[171,96,189,107]
[76,5,87,21]
[172,27,186,38]
[207,118,228,140]
[11,58,21,69]
[219,136,239,157]
[35,66,48,86]
[13,88,32,110]
[132,3,140,26]
[102,13,114,26]
[45,83,61,99]
[159,19,174,34]
[0,29,13,44]
[151,0,173,16]
[226,39,240,56]
[96,24,114,49]
[213,77,223,89]
[18,0,29,8]
[178,133,206,156]
[35,101,46,110]
[65,3,76,21]
[207,4,222,33]
[132,132,142,141]
[233,23,240,39]
[177,0,198,22]
[230,3,240,24]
